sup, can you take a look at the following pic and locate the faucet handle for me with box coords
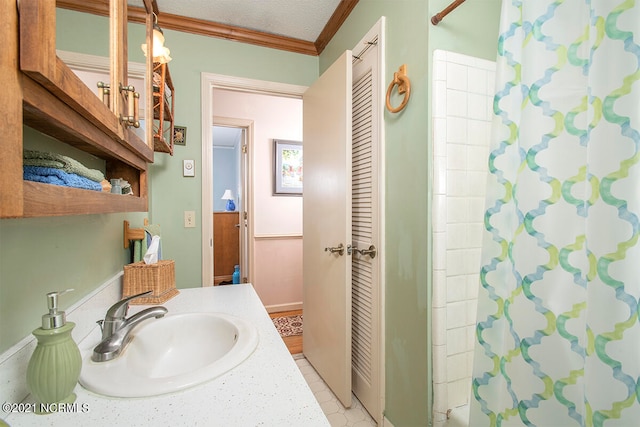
[105,290,153,321]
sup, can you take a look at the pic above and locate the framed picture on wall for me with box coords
[273,139,303,196]
[174,126,187,146]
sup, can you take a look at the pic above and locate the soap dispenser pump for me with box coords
[26,289,82,414]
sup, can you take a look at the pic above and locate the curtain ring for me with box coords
[386,65,411,113]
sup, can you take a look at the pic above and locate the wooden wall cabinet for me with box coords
[1,0,154,218]
[213,212,240,285]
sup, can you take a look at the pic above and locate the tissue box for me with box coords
[122,260,179,305]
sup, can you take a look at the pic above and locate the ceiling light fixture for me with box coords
[141,13,172,63]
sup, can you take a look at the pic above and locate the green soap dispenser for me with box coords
[26,289,82,414]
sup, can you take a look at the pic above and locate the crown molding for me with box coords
[315,0,359,54]
[56,0,359,56]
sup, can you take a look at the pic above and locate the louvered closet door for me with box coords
[351,46,380,421]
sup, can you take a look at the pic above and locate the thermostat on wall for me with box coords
[183,160,195,177]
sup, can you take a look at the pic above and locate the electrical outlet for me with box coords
[184,211,196,228]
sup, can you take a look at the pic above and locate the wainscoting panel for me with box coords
[253,235,303,310]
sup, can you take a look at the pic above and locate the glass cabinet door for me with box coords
[56,0,153,149]
[111,0,154,150]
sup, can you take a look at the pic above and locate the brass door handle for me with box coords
[354,245,377,259]
[119,83,140,128]
[324,243,345,256]
[97,81,111,108]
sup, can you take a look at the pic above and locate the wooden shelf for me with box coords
[1,0,154,219]
[152,62,175,155]
[23,181,147,217]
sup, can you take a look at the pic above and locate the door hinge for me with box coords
[242,145,247,154]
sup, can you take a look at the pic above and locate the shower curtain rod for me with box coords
[431,0,466,25]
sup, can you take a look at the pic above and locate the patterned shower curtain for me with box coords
[470,1,640,426]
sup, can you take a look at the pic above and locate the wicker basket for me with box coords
[123,260,179,304]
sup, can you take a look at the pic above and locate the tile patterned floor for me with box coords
[294,355,377,427]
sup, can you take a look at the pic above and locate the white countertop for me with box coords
[6,284,329,427]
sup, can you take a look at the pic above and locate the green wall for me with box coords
[0,212,144,352]
[320,0,500,425]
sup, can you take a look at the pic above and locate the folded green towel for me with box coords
[133,239,143,263]
[23,149,105,183]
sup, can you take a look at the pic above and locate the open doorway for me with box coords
[200,74,306,293]
[212,125,247,284]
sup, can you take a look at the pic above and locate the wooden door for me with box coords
[302,50,353,408]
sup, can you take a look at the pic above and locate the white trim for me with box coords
[377,18,387,426]
[213,116,254,285]
[254,234,303,240]
[201,74,214,287]
[200,73,307,288]
[202,73,307,98]
[57,50,146,78]
[265,302,303,313]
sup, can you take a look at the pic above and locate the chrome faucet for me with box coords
[92,291,167,362]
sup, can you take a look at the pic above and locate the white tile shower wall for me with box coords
[431,49,496,422]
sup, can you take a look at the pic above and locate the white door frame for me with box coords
[212,118,252,283]
[200,73,307,287]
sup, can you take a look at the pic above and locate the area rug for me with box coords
[272,314,303,337]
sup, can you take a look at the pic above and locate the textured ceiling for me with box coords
[155,0,343,42]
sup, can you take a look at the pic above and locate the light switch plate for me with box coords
[183,160,195,177]
[184,211,196,228]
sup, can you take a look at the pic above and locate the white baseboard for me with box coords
[383,416,395,427]
[265,302,302,313]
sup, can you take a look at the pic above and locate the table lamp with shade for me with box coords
[221,189,235,211]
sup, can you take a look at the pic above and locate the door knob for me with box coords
[324,243,345,256]
[355,244,377,259]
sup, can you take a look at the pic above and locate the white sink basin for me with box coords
[79,312,259,397]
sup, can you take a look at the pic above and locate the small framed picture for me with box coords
[273,139,302,196]
[173,126,187,146]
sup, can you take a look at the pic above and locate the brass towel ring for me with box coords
[386,64,411,113]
